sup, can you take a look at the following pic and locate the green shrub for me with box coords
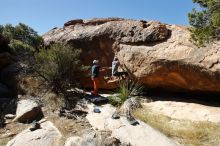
[9,40,35,55]
[0,23,42,67]
[0,23,42,56]
[188,0,220,46]
[108,94,122,106]
[34,43,87,94]
[0,25,3,34]
[1,23,42,48]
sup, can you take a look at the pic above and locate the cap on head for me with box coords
[93,60,99,64]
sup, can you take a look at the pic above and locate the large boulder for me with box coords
[43,18,220,93]
[143,101,220,123]
[13,98,43,123]
[117,25,220,93]
[6,121,62,146]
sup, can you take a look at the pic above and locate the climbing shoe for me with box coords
[127,117,139,126]
[112,112,120,119]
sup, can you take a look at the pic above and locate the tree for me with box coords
[0,25,3,34]
[0,23,43,69]
[0,23,42,52]
[188,0,220,45]
[14,23,42,48]
[1,24,15,41]
[34,43,87,94]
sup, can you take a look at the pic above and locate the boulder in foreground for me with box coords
[13,98,42,123]
[6,121,62,146]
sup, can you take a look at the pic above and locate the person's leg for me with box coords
[93,77,99,95]
[119,72,128,79]
[92,79,96,95]
[116,72,124,80]
[91,78,96,95]
[113,72,119,80]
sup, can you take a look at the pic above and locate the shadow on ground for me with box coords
[0,98,17,127]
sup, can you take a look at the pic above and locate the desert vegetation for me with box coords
[108,79,144,106]
[1,0,220,145]
[188,0,220,45]
[34,43,87,94]
[0,23,42,54]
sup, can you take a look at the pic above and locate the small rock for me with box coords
[4,121,11,124]
[104,137,121,146]
[29,121,41,131]
[5,114,15,119]
[17,95,22,98]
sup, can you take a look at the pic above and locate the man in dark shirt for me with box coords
[91,60,100,95]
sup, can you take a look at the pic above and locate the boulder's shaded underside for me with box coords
[43,18,220,93]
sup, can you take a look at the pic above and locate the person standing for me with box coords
[91,60,100,95]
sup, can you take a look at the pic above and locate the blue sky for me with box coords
[0,0,196,34]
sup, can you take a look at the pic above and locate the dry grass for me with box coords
[20,75,65,112]
[133,106,220,146]
[0,137,10,146]
[19,76,45,95]
[0,122,29,146]
[41,92,64,112]
[47,114,92,145]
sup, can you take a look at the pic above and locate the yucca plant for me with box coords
[109,78,144,106]
[119,78,144,98]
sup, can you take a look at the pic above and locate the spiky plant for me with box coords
[118,78,144,100]
[109,78,144,106]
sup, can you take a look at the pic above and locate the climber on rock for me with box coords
[112,57,128,80]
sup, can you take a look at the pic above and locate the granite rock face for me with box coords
[6,121,62,146]
[43,18,220,92]
[13,98,42,123]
